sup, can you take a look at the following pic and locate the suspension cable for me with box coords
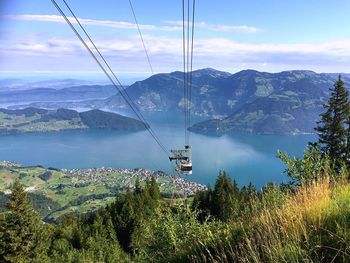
[51,0,169,156]
[128,0,154,74]
[182,0,196,146]
[188,0,196,144]
[61,0,142,123]
[182,0,187,146]
[60,0,167,155]
[186,0,190,146]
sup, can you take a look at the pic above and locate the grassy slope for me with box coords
[191,179,350,262]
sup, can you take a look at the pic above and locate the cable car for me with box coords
[169,145,192,175]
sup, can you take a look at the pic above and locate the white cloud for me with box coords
[2,33,350,73]
[165,20,259,33]
[3,14,260,33]
[2,14,181,31]
[199,23,259,33]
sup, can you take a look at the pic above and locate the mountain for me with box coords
[0,85,118,104]
[189,70,348,135]
[102,68,234,115]
[103,69,343,114]
[0,107,147,134]
[101,68,350,135]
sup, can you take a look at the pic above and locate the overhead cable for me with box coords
[51,0,169,156]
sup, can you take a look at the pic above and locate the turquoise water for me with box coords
[0,113,316,189]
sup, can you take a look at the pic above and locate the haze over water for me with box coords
[0,112,316,188]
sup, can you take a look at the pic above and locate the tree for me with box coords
[315,76,350,169]
[134,178,142,194]
[192,186,213,221]
[0,180,49,262]
[346,114,350,165]
[211,171,237,221]
[108,179,161,252]
[278,145,338,185]
[147,177,160,201]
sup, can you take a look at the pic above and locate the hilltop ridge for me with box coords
[0,107,148,134]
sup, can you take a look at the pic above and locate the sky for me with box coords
[2,0,350,81]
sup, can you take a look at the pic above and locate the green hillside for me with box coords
[0,160,205,221]
[0,107,147,134]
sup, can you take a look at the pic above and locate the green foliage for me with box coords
[79,109,147,130]
[2,167,350,262]
[278,144,343,185]
[0,163,192,221]
[192,186,212,221]
[38,170,52,181]
[131,207,228,263]
[28,192,61,217]
[0,193,8,212]
[192,171,257,222]
[0,180,50,262]
[316,76,350,169]
[260,182,286,209]
[107,177,161,251]
[212,171,239,221]
[49,212,128,263]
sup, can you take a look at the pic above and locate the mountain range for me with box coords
[2,68,350,135]
[103,68,350,135]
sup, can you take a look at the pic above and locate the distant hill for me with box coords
[0,78,106,90]
[0,85,118,104]
[0,107,147,134]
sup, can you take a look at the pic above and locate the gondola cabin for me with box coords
[169,145,192,175]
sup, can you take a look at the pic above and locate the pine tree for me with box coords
[148,177,160,201]
[211,171,235,221]
[134,178,142,194]
[315,76,350,169]
[0,180,49,262]
[192,187,212,221]
[346,115,350,165]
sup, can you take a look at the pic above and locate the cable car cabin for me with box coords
[169,145,192,175]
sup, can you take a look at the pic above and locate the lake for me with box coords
[0,112,316,189]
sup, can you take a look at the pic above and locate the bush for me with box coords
[132,207,229,262]
[278,144,344,186]
[39,171,53,181]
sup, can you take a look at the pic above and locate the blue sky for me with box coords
[2,0,350,80]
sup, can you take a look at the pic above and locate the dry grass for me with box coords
[191,178,350,263]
